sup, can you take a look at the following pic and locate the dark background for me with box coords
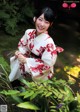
[34,0,80,49]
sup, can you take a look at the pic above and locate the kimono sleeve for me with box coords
[42,42,57,66]
[18,30,29,54]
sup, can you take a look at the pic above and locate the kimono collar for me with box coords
[35,30,48,36]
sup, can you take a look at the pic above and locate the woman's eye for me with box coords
[45,21,49,24]
[38,18,42,21]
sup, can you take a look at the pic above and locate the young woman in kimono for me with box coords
[9,7,63,82]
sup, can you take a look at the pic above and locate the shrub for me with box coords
[0,0,35,35]
[0,77,80,112]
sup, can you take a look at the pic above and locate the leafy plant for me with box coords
[0,2,18,35]
[0,57,80,111]
[0,77,80,112]
[0,0,35,35]
[0,64,24,112]
[0,56,10,71]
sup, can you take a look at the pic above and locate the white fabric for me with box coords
[9,56,22,81]
[9,29,57,82]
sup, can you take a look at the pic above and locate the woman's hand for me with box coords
[18,54,26,64]
[15,51,26,64]
[15,50,21,57]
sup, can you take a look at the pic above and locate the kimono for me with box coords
[9,29,63,82]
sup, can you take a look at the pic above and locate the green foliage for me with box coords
[0,0,35,35]
[0,63,11,90]
[0,56,10,72]
[21,2,35,18]
[0,2,18,35]
[5,17,18,35]
[0,78,80,112]
[0,64,23,112]
[17,102,39,110]
[0,10,10,19]
[0,90,19,95]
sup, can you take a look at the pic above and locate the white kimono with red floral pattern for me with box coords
[9,29,63,82]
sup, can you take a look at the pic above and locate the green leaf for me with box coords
[50,105,56,109]
[19,79,31,87]
[19,91,34,99]
[24,91,34,99]
[11,95,23,103]
[0,10,10,19]
[50,109,57,112]
[45,92,52,97]
[5,18,17,29]
[19,91,29,96]
[17,102,40,110]
[76,93,80,103]
[30,91,39,100]
[63,86,74,101]
[0,90,20,95]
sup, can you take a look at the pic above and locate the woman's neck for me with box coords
[36,31,48,36]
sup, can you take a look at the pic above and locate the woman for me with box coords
[9,7,63,82]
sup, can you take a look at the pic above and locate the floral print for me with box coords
[9,29,63,81]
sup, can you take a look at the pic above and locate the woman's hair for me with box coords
[34,7,55,23]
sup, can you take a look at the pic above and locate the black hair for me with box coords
[34,7,55,23]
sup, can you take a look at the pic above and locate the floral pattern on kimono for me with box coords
[9,29,63,82]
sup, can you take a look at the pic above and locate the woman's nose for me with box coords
[41,21,45,26]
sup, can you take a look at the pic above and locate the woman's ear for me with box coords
[33,17,36,22]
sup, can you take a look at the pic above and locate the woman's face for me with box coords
[35,14,51,35]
